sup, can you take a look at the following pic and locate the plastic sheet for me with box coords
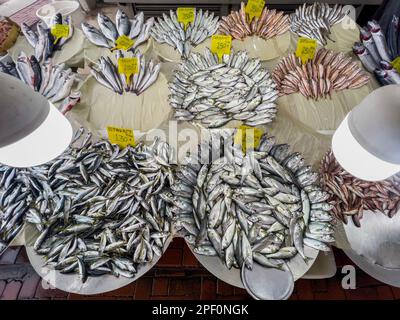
[8,29,86,68]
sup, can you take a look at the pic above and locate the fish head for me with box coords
[367,20,381,33]
[374,69,388,78]
[352,42,366,54]
[360,27,372,40]
[380,60,393,70]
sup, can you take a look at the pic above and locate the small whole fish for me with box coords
[151,9,219,58]
[168,133,336,272]
[169,48,278,128]
[273,49,370,100]
[219,2,290,41]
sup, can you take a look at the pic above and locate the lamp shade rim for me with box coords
[332,114,400,181]
[0,103,73,168]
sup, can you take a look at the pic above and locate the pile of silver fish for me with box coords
[0,51,79,104]
[89,52,160,95]
[151,9,219,58]
[162,135,335,271]
[273,49,370,100]
[0,166,28,256]
[354,19,400,85]
[169,49,278,128]
[82,10,154,50]
[219,2,290,41]
[21,14,73,62]
[290,3,347,45]
[320,150,400,227]
[7,128,173,281]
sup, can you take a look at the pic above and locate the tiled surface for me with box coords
[0,238,399,300]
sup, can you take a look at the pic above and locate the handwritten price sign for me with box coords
[107,126,135,149]
[177,7,195,30]
[245,0,265,21]
[211,35,232,63]
[118,57,139,84]
[234,125,264,153]
[391,57,400,73]
[51,24,69,44]
[113,35,135,51]
[295,37,318,64]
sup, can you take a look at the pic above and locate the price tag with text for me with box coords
[177,7,195,30]
[107,126,135,148]
[391,57,400,73]
[113,35,135,51]
[118,57,139,84]
[234,125,264,153]
[295,37,318,64]
[245,0,265,21]
[51,24,69,44]
[211,35,232,63]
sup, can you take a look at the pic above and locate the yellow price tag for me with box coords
[234,125,264,153]
[113,35,135,51]
[107,126,135,148]
[211,35,232,63]
[245,0,265,22]
[295,37,318,64]
[177,7,195,30]
[391,57,400,73]
[51,24,69,44]
[118,57,139,84]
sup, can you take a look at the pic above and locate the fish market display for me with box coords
[0,166,27,256]
[0,52,79,104]
[320,150,400,227]
[162,135,336,271]
[82,10,153,50]
[21,14,73,62]
[354,19,400,85]
[2,128,174,280]
[219,2,290,41]
[151,9,219,58]
[89,52,160,95]
[169,49,278,128]
[290,3,347,45]
[273,49,370,100]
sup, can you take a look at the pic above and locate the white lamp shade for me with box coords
[0,73,73,168]
[332,85,400,181]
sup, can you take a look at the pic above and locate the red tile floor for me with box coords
[0,238,399,300]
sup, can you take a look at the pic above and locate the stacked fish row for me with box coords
[219,2,290,41]
[2,128,174,281]
[151,9,219,58]
[273,49,370,100]
[353,19,400,85]
[82,10,153,50]
[0,166,28,256]
[0,52,78,104]
[320,150,400,227]
[170,49,278,128]
[290,3,347,45]
[89,52,160,95]
[161,135,335,271]
[21,14,73,62]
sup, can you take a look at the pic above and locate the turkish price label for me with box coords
[245,0,265,21]
[51,24,69,44]
[211,35,232,63]
[113,35,135,51]
[177,7,195,30]
[118,57,139,84]
[107,126,135,148]
[391,57,400,73]
[234,125,264,153]
[295,37,318,64]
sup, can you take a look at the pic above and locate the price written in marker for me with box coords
[211,35,232,63]
[118,57,139,84]
[113,35,135,51]
[245,0,265,21]
[234,125,264,153]
[391,57,400,73]
[177,7,195,30]
[107,126,135,149]
[295,37,318,64]
[51,24,69,44]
